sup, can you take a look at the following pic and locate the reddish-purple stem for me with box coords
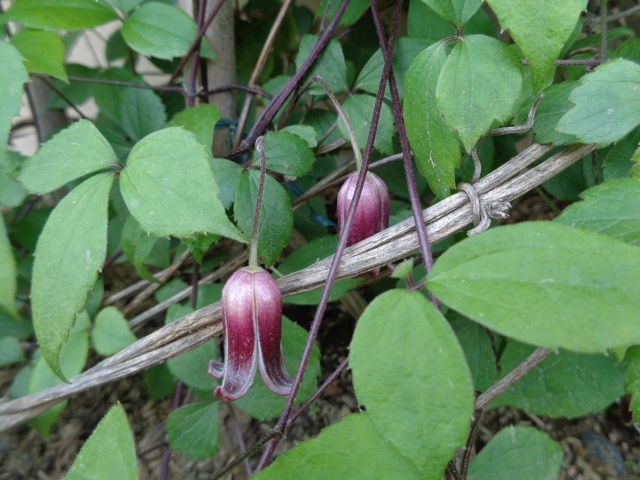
[160,382,183,480]
[255,0,403,470]
[241,0,351,151]
[370,1,438,306]
[168,0,226,84]
[249,137,268,269]
[289,357,349,425]
[186,0,207,107]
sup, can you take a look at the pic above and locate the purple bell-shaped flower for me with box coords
[209,267,293,401]
[337,171,390,247]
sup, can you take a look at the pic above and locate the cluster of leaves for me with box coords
[0,0,639,478]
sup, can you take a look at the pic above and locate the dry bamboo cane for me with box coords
[0,143,595,431]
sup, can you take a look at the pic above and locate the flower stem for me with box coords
[249,137,268,270]
[255,0,403,470]
[312,75,363,171]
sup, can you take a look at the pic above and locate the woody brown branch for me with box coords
[0,143,595,431]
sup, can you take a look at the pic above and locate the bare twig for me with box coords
[127,252,247,329]
[63,74,183,93]
[289,357,349,425]
[584,4,640,24]
[460,409,483,477]
[490,95,542,137]
[233,0,294,148]
[475,347,551,410]
[228,405,252,477]
[200,84,272,99]
[36,76,88,120]
[211,429,280,480]
[122,251,191,315]
[312,75,363,168]
[0,144,595,431]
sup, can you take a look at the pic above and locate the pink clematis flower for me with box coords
[337,171,390,247]
[209,267,293,401]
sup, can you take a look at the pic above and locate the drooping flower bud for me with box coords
[337,171,390,247]
[209,267,293,401]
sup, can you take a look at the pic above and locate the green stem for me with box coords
[249,137,268,269]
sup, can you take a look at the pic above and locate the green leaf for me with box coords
[167,401,219,459]
[436,35,524,152]
[427,222,640,353]
[603,127,640,180]
[143,364,175,400]
[28,327,89,437]
[2,0,117,30]
[236,318,321,420]
[168,338,219,392]
[623,347,640,424]
[422,0,483,28]
[88,69,166,145]
[168,104,220,153]
[120,127,243,241]
[209,158,242,209]
[104,88,167,143]
[468,426,563,480]
[491,341,624,418]
[278,236,362,305]
[166,304,220,392]
[486,0,587,91]
[32,173,113,378]
[390,258,415,279]
[281,125,318,148]
[119,215,159,280]
[19,120,118,194]
[531,82,580,145]
[0,216,17,317]
[404,41,461,198]
[10,29,67,81]
[0,42,28,151]
[0,158,28,208]
[295,35,347,95]
[183,232,219,264]
[65,404,138,480]
[355,37,431,98]
[557,59,640,145]
[254,130,316,177]
[256,413,421,480]
[350,289,474,476]
[121,2,196,59]
[0,307,32,340]
[556,178,640,245]
[91,307,137,356]
[449,313,500,391]
[542,159,586,202]
[338,94,395,155]
[409,0,495,39]
[0,337,25,366]
[317,0,369,27]
[107,0,142,14]
[234,170,292,265]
